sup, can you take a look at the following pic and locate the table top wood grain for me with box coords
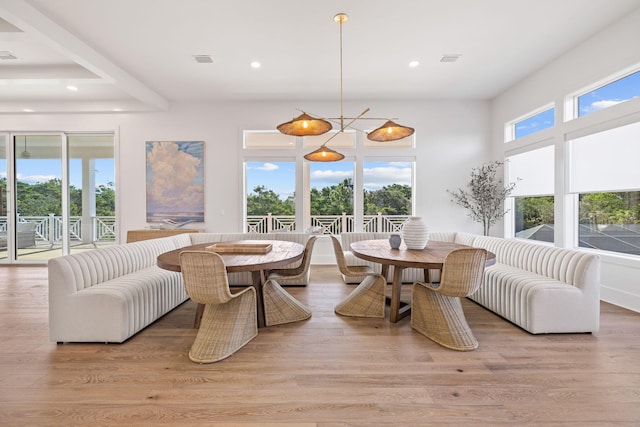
[157,240,304,273]
[350,239,495,269]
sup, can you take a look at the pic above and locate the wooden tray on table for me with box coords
[205,243,273,254]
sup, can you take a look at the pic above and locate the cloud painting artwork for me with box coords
[146,141,204,223]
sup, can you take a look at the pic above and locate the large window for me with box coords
[363,161,412,215]
[578,192,640,255]
[245,161,296,232]
[310,161,354,233]
[570,121,640,255]
[577,70,640,117]
[242,130,416,233]
[507,146,555,242]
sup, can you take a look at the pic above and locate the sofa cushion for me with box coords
[467,236,600,334]
[470,263,585,332]
[48,234,191,343]
[57,266,187,343]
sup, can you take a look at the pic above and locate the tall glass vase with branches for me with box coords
[448,161,518,236]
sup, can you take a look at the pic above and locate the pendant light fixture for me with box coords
[21,136,31,158]
[277,13,415,161]
[303,144,345,162]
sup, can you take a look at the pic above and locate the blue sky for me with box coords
[515,70,640,139]
[3,158,115,188]
[246,161,412,199]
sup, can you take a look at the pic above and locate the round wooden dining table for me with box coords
[157,240,304,328]
[350,240,496,323]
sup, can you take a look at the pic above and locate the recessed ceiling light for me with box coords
[193,55,213,63]
[66,85,78,91]
[23,108,34,112]
[112,108,123,112]
[250,61,261,69]
[440,54,462,63]
[409,60,420,68]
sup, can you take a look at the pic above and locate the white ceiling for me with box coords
[1,0,640,114]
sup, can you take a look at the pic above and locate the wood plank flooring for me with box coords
[1,264,640,426]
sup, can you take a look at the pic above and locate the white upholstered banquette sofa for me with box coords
[48,232,310,343]
[340,231,601,334]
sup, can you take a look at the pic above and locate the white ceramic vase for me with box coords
[402,216,429,249]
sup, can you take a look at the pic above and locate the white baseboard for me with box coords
[601,285,640,313]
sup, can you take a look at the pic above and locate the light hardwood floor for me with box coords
[1,264,640,426]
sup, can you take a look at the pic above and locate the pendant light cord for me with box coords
[339,16,344,132]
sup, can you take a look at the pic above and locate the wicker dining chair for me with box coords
[263,279,312,326]
[411,247,487,351]
[262,236,316,325]
[179,250,258,363]
[331,236,387,318]
[266,235,318,286]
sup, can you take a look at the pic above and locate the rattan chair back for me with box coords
[267,235,317,281]
[438,248,488,297]
[179,251,234,304]
[330,235,374,277]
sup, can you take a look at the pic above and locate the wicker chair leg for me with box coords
[335,274,386,318]
[263,280,312,326]
[189,287,258,363]
[411,283,478,351]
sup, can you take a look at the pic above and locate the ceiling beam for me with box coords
[0,64,98,79]
[0,0,169,111]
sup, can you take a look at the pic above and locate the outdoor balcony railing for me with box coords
[2,213,407,247]
[246,213,410,234]
[0,215,116,246]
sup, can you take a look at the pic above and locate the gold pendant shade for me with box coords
[303,144,345,162]
[277,112,333,137]
[277,13,415,161]
[367,120,415,142]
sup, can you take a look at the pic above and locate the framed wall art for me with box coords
[146,141,205,224]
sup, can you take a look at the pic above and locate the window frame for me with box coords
[504,65,640,258]
[241,130,416,233]
[564,64,640,122]
[505,103,555,143]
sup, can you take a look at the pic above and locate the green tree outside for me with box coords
[247,185,294,215]
[247,178,412,216]
[0,177,115,217]
[515,196,554,231]
[364,183,411,215]
[579,192,640,226]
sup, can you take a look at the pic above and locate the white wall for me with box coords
[0,98,492,259]
[491,8,640,312]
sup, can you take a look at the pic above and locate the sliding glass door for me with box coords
[0,132,115,264]
[68,134,116,254]
[14,134,63,261]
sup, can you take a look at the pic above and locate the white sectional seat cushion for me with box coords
[468,235,600,334]
[49,234,191,343]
